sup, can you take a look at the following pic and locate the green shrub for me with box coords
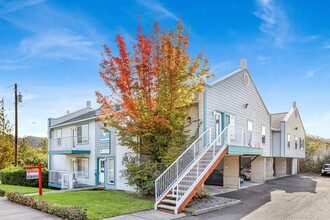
[192,187,212,201]
[7,192,87,220]
[0,189,5,197]
[0,167,48,188]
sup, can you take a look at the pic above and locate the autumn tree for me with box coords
[96,21,212,196]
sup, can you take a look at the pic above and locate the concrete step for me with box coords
[162,199,177,205]
[157,204,176,211]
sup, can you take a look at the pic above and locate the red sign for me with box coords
[24,163,45,196]
[26,169,39,179]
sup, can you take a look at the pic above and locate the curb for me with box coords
[191,200,241,216]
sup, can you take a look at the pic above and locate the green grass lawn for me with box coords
[0,184,52,194]
[33,190,153,220]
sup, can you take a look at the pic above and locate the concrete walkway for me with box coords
[0,197,60,220]
[104,210,186,220]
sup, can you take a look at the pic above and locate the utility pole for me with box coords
[14,83,18,166]
[14,83,22,167]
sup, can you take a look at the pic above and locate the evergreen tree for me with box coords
[0,98,13,135]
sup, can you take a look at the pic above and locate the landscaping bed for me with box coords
[185,196,241,216]
[33,190,153,220]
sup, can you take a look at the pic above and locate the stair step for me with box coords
[157,204,176,211]
[167,193,179,199]
[162,199,177,205]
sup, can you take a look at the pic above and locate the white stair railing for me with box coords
[155,128,212,207]
[172,127,229,214]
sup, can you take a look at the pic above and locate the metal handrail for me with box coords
[173,127,228,213]
[154,128,211,206]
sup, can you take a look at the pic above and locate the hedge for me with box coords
[0,167,48,188]
[7,192,87,220]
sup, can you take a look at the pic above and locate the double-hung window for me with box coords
[287,134,291,148]
[108,158,115,184]
[56,129,62,146]
[261,125,266,144]
[77,158,89,178]
[77,124,89,144]
[295,136,298,149]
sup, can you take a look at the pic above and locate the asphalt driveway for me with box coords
[180,174,330,220]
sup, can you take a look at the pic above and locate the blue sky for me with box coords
[0,0,329,138]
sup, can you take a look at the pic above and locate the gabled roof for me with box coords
[51,110,97,128]
[206,67,270,115]
[271,112,288,130]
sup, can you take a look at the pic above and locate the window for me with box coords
[77,124,89,144]
[226,114,236,140]
[300,138,304,150]
[261,125,266,144]
[108,158,115,184]
[244,72,249,86]
[295,136,298,149]
[248,120,253,131]
[287,134,291,148]
[56,129,62,146]
[77,158,89,178]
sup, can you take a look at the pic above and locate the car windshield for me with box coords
[324,165,330,169]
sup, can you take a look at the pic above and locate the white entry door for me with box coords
[99,159,105,185]
[215,112,222,145]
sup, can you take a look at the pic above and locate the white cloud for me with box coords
[254,0,291,47]
[18,28,96,60]
[299,35,320,44]
[138,0,178,21]
[257,55,271,63]
[0,0,45,14]
[305,70,315,79]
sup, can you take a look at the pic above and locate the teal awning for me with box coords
[48,150,90,155]
[227,145,262,155]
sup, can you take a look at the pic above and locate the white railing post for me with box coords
[176,162,179,178]
[193,143,196,158]
[209,128,212,146]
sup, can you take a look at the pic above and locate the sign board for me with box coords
[26,169,39,179]
[100,131,110,154]
[100,148,110,154]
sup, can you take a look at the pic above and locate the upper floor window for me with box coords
[295,136,298,149]
[247,120,253,132]
[287,134,291,148]
[300,138,305,150]
[56,129,62,146]
[261,125,266,144]
[77,124,89,144]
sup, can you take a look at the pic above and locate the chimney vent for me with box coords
[240,58,247,69]
[86,101,91,108]
[293,101,296,108]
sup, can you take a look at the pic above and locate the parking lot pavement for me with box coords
[0,197,60,220]
[180,174,330,220]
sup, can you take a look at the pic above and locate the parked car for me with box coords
[240,168,251,180]
[321,164,330,176]
[205,169,244,186]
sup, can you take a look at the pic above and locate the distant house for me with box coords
[48,101,132,191]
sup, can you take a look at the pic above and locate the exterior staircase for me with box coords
[155,127,229,214]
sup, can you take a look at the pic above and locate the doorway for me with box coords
[215,112,222,145]
[98,159,105,185]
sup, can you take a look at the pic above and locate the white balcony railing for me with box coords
[49,136,90,151]
[49,170,94,189]
[226,125,262,148]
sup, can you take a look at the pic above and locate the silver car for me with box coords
[321,164,330,176]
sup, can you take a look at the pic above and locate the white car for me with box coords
[321,164,330,176]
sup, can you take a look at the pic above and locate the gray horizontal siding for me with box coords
[204,69,271,156]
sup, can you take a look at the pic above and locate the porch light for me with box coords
[244,103,248,108]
